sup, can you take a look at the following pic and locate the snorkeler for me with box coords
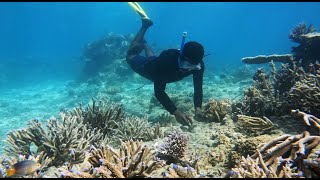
[127,2,206,127]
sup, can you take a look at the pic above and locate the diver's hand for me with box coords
[173,109,193,126]
[194,107,206,120]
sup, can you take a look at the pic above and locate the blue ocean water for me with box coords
[0,2,320,152]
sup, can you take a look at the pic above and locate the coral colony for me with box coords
[1,23,320,178]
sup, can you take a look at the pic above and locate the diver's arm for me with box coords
[154,80,177,114]
[193,61,205,111]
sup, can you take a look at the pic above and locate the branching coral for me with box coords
[232,68,286,117]
[251,131,320,166]
[88,140,165,178]
[289,68,320,115]
[70,98,125,138]
[4,113,108,167]
[113,115,163,141]
[237,115,274,134]
[158,130,188,163]
[162,163,202,178]
[289,23,316,44]
[291,109,320,135]
[70,98,162,143]
[201,99,232,122]
[228,111,320,178]
[289,23,320,69]
[227,153,303,178]
[236,23,320,121]
[271,60,306,96]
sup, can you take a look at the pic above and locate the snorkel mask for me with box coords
[178,32,202,71]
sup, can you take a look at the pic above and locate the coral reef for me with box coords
[227,110,320,178]
[4,113,108,167]
[70,98,125,139]
[79,32,134,80]
[201,99,232,122]
[241,54,293,64]
[68,98,162,144]
[289,23,320,69]
[271,60,305,96]
[228,111,320,178]
[237,115,274,134]
[231,68,289,118]
[113,115,163,141]
[88,140,165,178]
[228,135,277,168]
[289,23,316,43]
[289,67,320,116]
[227,153,303,178]
[242,23,320,72]
[291,109,320,135]
[161,163,202,178]
[158,130,189,164]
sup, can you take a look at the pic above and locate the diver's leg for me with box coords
[143,42,155,57]
[126,18,153,62]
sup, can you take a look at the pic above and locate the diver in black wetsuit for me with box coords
[126,17,205,127]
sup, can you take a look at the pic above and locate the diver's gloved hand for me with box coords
[173,109,193,127]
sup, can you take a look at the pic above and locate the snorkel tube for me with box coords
[180,32,187,56]
[178,32,187,68]
[178,32,202,70]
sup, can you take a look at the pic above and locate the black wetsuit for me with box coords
[143,49,204,114]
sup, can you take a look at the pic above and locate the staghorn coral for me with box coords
[226,153,303,178]
[227,111,320,178]
[70,98,162,143]
[158,130,188,163]
[237,115,274,134]
[4,113,108,167]
[70,98,125,139]
[289,68,320,116]
[251,131,320,167]
[271,60,305,96]
[289,22,316,44]
[113,115,163,141]
[291,109,320,135]
[289,23,320,70]
[228,135,276,169]
[201,99,232,122]
[88,140,165,178]
[232,68,279,117]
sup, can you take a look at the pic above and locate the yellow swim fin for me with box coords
[128,2,149,19]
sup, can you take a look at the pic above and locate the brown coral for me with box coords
[162,163,202,178]
[201,99,232,122]
[70,98,125,139]
[4,113,107,167]
[289,68,320,116]
[237,115,274,134]
[88,140,165,178]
